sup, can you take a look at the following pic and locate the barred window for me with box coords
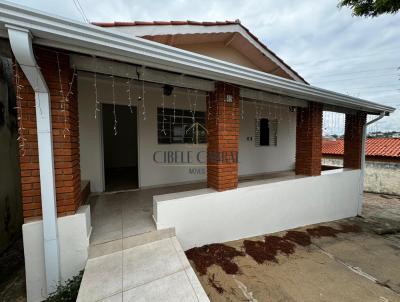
[157,108,207,144]
[255,118,278,147]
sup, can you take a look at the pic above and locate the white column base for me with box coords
[23,205,91,302]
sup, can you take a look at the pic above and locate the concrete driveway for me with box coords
[187,193,400,302]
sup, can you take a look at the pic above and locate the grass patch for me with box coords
[45,270,83,302]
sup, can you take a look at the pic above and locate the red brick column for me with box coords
[343,112,367,169]
[207,82,240,191]
[17,67,41,219]
[16,47,81,220]
[295,102,323,176]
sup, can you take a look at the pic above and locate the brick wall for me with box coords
[343,112,367,169]
[295,102,323,176]
[16,47,81,220]
[207,82,240,191]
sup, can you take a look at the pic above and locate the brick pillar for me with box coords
[295,102,323,176]
[17,65,41,219]
[16,47,81,220]
[207,82,240,191]
[343,112,366,169]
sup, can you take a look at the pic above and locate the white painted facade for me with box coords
[23,205,91,302]
[78,75,296,192]
[153,169,361,250]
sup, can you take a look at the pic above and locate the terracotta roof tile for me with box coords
[91,20,240,27]
[322,138,400,158]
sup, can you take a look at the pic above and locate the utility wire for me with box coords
[338,85,399,91]
[72,0,89,23]
[301,67,398,77]
[312,73,399,84]
[293,48,399,66]
[368,93,400,98]
[335,89,399,95]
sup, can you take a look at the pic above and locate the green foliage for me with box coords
[338,0,400,17]
[45,270,84,302]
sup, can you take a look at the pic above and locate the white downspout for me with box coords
[357,112,385,215]
[6,25,61,293]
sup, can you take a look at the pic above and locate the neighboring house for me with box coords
[0,2,396,301]
[322,138,400,195]
[0,39,22,254]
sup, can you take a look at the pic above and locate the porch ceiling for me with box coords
[0,1,395,115]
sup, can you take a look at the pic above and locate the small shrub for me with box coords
[45,270,84,302]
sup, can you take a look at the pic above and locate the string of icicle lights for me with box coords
[56,52,77,138]
[14,64,27,156]
[89,71,298,140]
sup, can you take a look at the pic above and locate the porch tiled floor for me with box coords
[89,183,206,245]
[89,171,296,245]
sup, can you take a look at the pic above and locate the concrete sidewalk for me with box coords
[77,231,209,302]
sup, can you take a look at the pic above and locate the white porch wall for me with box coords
[239,102,296,175]
[78,77,104,192]
[78,76,207,191]
[154,169,361,250]
[78,76,296,192]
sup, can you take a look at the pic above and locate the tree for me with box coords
[338,0,400,17]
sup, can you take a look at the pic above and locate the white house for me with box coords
[0,2,395,301]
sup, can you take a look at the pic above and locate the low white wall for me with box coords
[323,157,400,195]
[154,169,361,250]
[23,205,91,302]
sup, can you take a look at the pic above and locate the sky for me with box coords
[11,0,400,133]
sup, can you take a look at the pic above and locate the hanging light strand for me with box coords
[232,87,235,117]
[126,75,133,114]
[111,73,118,136]
[93,72,100,119]
[161,88,166,135]
[14,64,27,156]
[56,52,76,138]
[56,52,67,136]
[187,88,192,114]
[241,96,245,120]
[255,101,260,131]
[138,68,146,120]
[193,90,198,124]
[223,83,226,133]
[207,93,212,121]
[172,93,176,124]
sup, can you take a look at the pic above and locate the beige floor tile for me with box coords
[123,271,198,302]
[77,252,123,302]
[122,238,183,290]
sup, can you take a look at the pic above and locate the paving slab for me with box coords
[77,251,123,302]
[78,236,209,302]
[122,238,185,290]
[123,271,199,302]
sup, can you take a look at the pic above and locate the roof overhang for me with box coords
[0,1,395,115]
[93,22,307,83]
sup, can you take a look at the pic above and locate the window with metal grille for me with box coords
[157,107,207,144]
[255,118,278,147]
